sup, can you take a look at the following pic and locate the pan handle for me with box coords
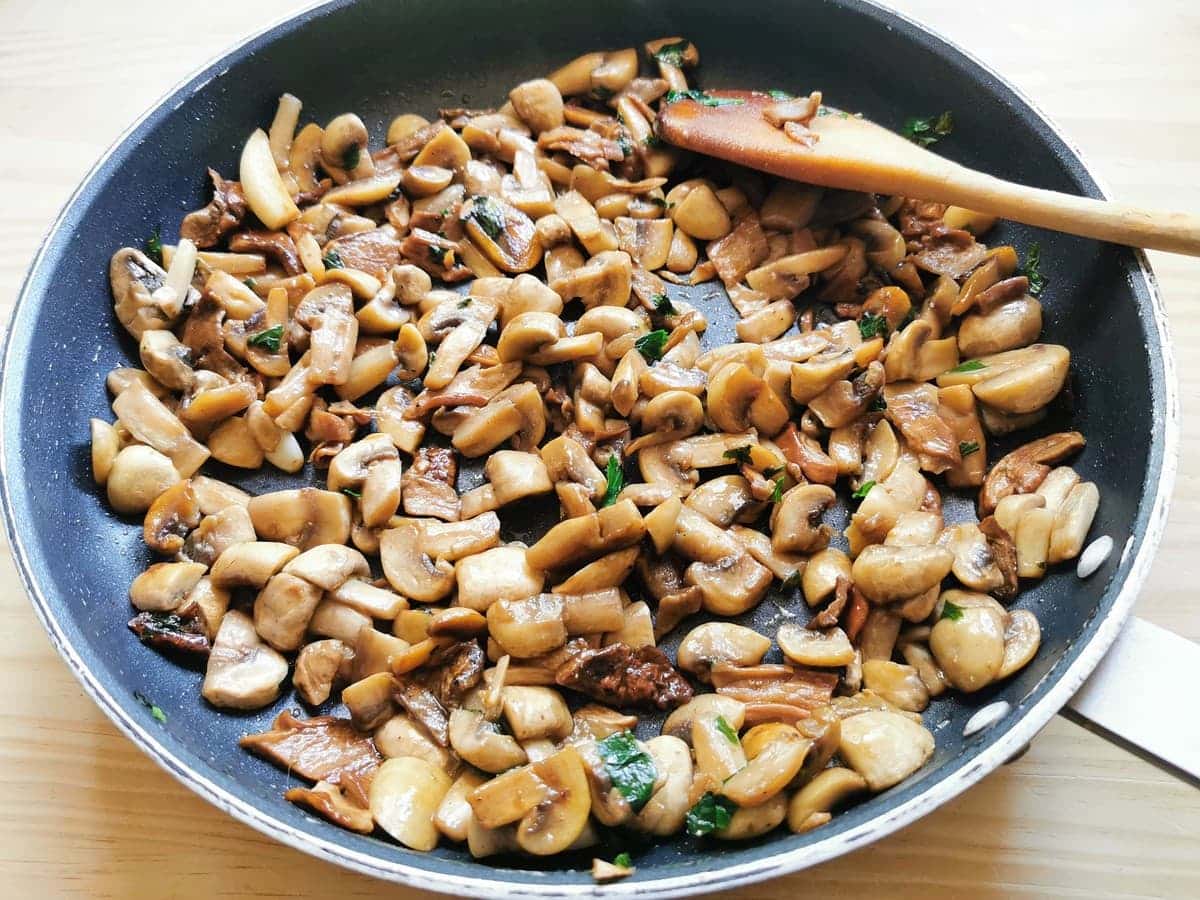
[1061,616,1200,785]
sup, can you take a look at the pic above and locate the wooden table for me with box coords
[1,2,1197,897]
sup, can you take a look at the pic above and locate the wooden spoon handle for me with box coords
[930,168,1200,256]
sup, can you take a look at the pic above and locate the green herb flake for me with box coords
[643,133,663,149]
[634,328,669,362]
[653,38,692,67]
[243,277,257,291]
[133,691,167,724]
[617,134,634,158]
[959,440,981,457]
[322,248,345,270]
[663,89,744,108]
[941,599,965,621]
[767,89,794,101]
[685,792,737,836]
[596,731,657,811]
[342,143,361,171]
[145,225,164,265]
[870,395,887,412]
[780,570,802,590]
[247,324,284,352]
[1023,242,1046,296]
[602,454,624,508]
[652,293,677,316]
[613,852,633,869]
[858,312,889,341]
[715,715,740,746]
[901,110,954,147]
[722,445,754,465]
[770,476,785,504]
[457,298,473,308]
[949,359,987,374]
[342,488,362,500]
[428,245,447,266]
[852,480,876,500]
[468,196,506,241]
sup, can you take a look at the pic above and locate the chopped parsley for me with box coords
[613,852,633,869]
[1022,242,1046,296]
[243,277,257,291]
[652,293,677,316]
[322,248,345,270]
[762,465,783,478]
[596,731,657,811]
[247,324,284,352]
[941,599,965,621]
[653,39,692,67]
[342,488,362,500]
[133,691,167,724]
[767,89,794,101]
[858,312,889,340]
[145,225,163,265]
[715,715,740,746]
[780,570,802,590]
[602,454,624,507]
[468,196,506,241]
[722,445,753,465]
[617,134,634,158]
[342,143,361,171]
[770,476,785,504]
[634,328,669,362]
[457,298,473,308]
[948,359,987,374]
[643,133,663,149]
[959,440,981,457]
[870,394,887,412]
[901,111,954,147]
[685,792,736,836]
[663,90,744,108]
[852,480,876,500]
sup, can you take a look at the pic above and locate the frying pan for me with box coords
[0,0,1192,895]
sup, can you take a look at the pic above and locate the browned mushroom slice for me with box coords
[979,431,1086,515]
[555,641,693,710]
[911,229,988,279]
[882,382,960,474]
[323,227,404,279]
[979,515,1019,600]
[286,779,374,834]
[247,488,353,549]
[111,380,210,477]
[143,480,202,555]
[938,384,987,488]
[537,126,624,172]
[402,446,460,521]
[180,168,247,248]
[710,664,839,713]
[706,214,770,286]
[240,710,382,785]
[229,229,302,275]
[380,521,455,603]
[401,227,474,282]
[526,499,645,571]
[461,195,543,273]
[128,608,211,657]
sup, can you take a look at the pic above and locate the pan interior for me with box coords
[0,0,1170,893]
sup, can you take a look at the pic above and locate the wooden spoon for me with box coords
[657,91,1200,256]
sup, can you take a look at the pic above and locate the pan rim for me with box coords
[0,0,1178,896]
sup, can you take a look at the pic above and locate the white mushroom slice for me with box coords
[997,609,1041,679]
[379,521,455,603]
[293,639,350,705]
[851,544,954,604]
[374,713,454,770]
[247,488,353,550]
[861,660,930,712]
[456,545,544,612]
[210,541,300,589]
[450,707,528,773]
[201,609,289,710]
[714,793,787,841]
[936,522,1004,593]
[240,128,300,229]
[777,624,855,667]
[721,724,811,808]
[369,757,452,852]
[327,435,403,528]
[929,592,1007,692]
[502,686,573,741]
[129,561,207,612]
[488,594,567,658]
[254,572,323,652]
[552,547,639,594]
[308,599,372,644]
[484,450,554,506]
[112,380,210,477]
[1047,481,1100,563]
[420,513,502,560]
[106,445,181,515]
[282,544,370,592]
[786,767,868,833]
[603,599,655,649]
[677,623,771,682]
[801,548,852,607]
[837,710,935,791]
[191,475,251,514]
[295,284,358,386]
[328,579,407,620]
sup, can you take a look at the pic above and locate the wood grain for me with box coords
[0,2,1197,898]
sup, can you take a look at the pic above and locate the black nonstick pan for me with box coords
[0,0,1185,896]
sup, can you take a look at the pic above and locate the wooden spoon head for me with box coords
[656,91,949,197]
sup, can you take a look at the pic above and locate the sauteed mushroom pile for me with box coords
[94,37,1100,871]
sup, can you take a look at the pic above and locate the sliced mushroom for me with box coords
[787,767,868,833]
[456,545,544,612]
[201,609,289,710]
[837,709,934,791]
[369,757,452,852]
[677,623,771,682]
[294,639,351,705]
[929,590,1007,692]
[129,561,207,612]
[851,544,953,604]
[247,488,353,549]
[450,707,528,773]
[379,521,455,602]
[210,541,300,589]
[777,624,855,667]
[979,431,1085,515]
[771,484,836,554]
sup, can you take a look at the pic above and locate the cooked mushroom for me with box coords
[247,488,353,549]
[379,521,455,602]
[201,609,289,709]
[294,639,351,705]
[369,757,452,851]
[105,444,181,516]
[979,431,1086,515]
[929,591,1007,692]
[456,545,545,612]
[677,623,771,682]
[837,709,935,791]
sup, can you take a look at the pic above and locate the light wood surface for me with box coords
[1,2,1197,897]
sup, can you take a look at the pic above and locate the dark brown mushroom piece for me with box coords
[710,664,839,712]
[537,126,624,172]
[555,640,693,711]
[179,297,252,384]
[285,779,374,834]
[127,608,211,657]
[911,226,989,279]
[240,711,382,785]
[400,228,474,282]
[462,195,543,274]
[882,382,961,474]
[979,431,1086,515]
[706,213,769,286]
[229,230,303,275]
[807,576,851,630]
[402,446,461,521]
[393,679,450,746]
[979,515,1019,601]
[180,168,247,248]
[429,640,486,707]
